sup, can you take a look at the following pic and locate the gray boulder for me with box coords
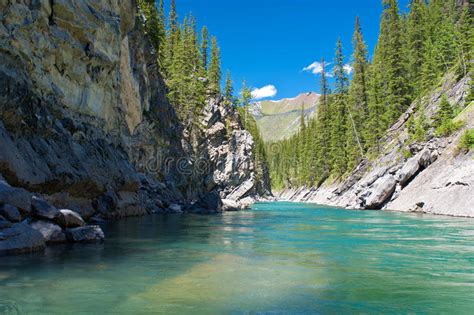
[59,209,85,228]
[30,220,66,244]
[0,222,46,255]
[65,226,105,243]
[221,199,240,211]
[0,181,32,214]
[31,196,62,221]
[168,203,183,213]
[364,175,397,209]
[0,215,12,229]
[397,149,438,187]
[397,157,422,187]
[0,204,21,222]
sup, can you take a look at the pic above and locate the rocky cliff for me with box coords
[0,0,270,254]
[279,74,474,217]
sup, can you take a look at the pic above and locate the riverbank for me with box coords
[276,75,474,218]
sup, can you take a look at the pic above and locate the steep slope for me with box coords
[250,92,319,142]
[0,1,270,254]
[279,74,474,217]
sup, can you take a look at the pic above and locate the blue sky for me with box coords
[166,0,410,100]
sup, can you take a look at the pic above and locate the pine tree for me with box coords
[347,17,369,169]
[240,80,252,107]
[137,0,166,66]
[300,103,306,131]
[366,43,387,153]
[315,59,331,182]
[208,36,222,95]
[224,70,234,105]
[406,0,428,95]
[201,26,209,71]
[384,0,411,123]
[330,39,349,176]
[433,95,455,136]
[456,4,473,76]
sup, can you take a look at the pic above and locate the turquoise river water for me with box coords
[1,202,474,314]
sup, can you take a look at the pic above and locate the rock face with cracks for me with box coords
[0,0,271,254]
[279,75,474,217]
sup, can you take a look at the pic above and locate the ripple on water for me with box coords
[0,202,473,314]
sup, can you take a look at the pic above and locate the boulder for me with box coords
[58,209,85,228]
[0,181,32,214]
[65,226,105,243]
[397,157,421,187]
[189,192,222,214]
[0,222,46,255]
[0,204,21,222]
[0,215,12,229]
[168,203,183,213]
[30,220,66,244]
[239,197,256,209]
[221,199,240,211]
[363,175,397,209]
[397,149,437,187]
[31,196,62,221]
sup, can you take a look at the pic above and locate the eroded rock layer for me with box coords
[0,0,270,254]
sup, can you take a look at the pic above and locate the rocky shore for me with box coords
[278,75,474,218]
[0,1,270,255]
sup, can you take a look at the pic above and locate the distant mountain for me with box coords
[249,92,320,142]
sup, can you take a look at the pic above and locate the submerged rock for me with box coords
[0,222,45,255]
[65,226,105,243]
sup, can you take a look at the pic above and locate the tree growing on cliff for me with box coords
[208,36,222,96]
[224,70,234,105]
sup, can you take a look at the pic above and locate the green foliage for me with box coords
[237,107,269,184]
[266,1,470,191]
[458,129,474,151]
[433,95,458,136]
[240,80,252,107]
[137,0,166,66]
[208,36,222,96]
[224,70,234,105]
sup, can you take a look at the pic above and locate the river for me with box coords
[1,202,473,314]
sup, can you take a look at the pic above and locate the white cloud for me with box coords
[303,61,324,75]
[303,61,334,77]
[251,85,277,100]
[344,64,353,75]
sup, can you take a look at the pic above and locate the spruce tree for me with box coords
[201,26,209,70]
[224,70,234,105]
[407,0,428,96]
[330,39,349,176]
[456,5,473,76]
[315,59,331,182]
[384,0,411,123]
[347,17,369,169]
[208,36,222,95]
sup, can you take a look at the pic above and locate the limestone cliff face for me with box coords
[0,0,270,224]
[279,74,474,217]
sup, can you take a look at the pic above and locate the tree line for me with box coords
[137,0,228,122]
[266,0,473,190]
